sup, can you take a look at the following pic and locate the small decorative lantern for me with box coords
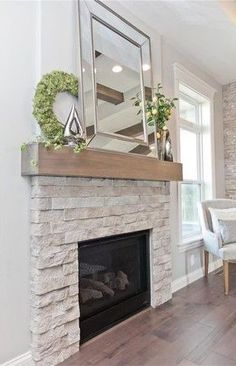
[63,104,85,146]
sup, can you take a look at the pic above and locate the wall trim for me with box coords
[0,352,33,366]
[173,62,217,248]
[178,238,203,253]
[173,63,216,98]
[171,259,222,293]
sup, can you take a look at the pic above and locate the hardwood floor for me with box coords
[60,264,236,366]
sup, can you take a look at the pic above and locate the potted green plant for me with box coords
[133,83,178,160]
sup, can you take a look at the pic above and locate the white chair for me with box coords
[198,199,236,295]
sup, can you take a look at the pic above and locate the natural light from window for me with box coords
[178,82,213,244]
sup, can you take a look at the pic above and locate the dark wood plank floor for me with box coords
[60,264,236,366]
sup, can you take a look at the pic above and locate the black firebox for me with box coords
[78,230,150,343]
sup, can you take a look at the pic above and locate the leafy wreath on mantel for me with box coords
[32,70,86,153]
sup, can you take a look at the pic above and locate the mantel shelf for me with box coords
[21,144,183,182]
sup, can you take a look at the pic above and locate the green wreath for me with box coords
[33,70,82,148]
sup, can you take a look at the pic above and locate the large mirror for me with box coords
[78,0,157,157]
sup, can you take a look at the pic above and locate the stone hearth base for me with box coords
[30,177,172,366]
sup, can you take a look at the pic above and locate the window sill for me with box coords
[178,236,203,253]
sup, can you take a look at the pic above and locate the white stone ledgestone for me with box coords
[31,223,51,236]
[31,324,68,349]
[50,218,104,234]
[30,176,172,366]
[136,180,165,188]
[31,198,52,210]
[32,333,80,362]
[31,304,80,334]
[31,267,78,295]
[112,179,138,187]
[33,342,80,366]
[104,195,140,206]
[69,284,79,297]
[223,82,236,199]
[32,176,68,186]
[32,242,77,258]
[31,234,65,249]
[31,210,65,224]
[32,248,77,269]
[63,262,78,276]
[52,196,105,209]
[31,288,69,308]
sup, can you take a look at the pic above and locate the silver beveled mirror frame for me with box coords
[78,0,154,148]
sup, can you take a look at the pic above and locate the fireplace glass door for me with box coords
[79,230,150,342]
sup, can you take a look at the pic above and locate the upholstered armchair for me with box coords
[198,199,236,295]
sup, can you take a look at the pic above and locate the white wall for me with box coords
[0,0,78,364]
[0,0,225,364]
[0,1,37,363]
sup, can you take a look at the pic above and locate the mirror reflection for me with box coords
[79,0,156,157]
[92,18,146,143]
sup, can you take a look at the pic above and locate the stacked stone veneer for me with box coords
[223,82,236,198]
[30,176,172,366]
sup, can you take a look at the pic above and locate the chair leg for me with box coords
[223,260,229,295]
[204,250,209,278]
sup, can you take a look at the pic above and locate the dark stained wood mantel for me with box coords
[21,144,183,182]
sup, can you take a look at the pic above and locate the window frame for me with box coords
[179,93,203,244]
[174,63,216,251]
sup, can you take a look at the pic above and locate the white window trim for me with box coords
[179,237,203,253]
[174,63,216,252]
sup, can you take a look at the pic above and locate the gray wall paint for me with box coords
[0,0,225,363]
[223,82,236,199]
[0,1,37,363]
[0,1,81,363]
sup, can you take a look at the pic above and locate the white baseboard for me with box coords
[1,352,33,366]
[172,259,222,293]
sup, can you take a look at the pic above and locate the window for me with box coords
[179,93,202,241]
[174,64,216,247]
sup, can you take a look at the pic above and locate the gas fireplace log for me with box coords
[97,271,129,290]
[116,271,129,290]
[80,288,103,304]
[80,278,115,297]
[97,272,116,289]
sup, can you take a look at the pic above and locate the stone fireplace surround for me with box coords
[30,176,172,366]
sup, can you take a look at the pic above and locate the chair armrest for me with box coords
[203,229,222,254]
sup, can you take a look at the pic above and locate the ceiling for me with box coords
[115,0,236,85]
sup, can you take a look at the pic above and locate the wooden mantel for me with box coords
[21,144,183,182]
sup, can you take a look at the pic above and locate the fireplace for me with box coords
[79,230,150,342]
[29,176,172,366]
